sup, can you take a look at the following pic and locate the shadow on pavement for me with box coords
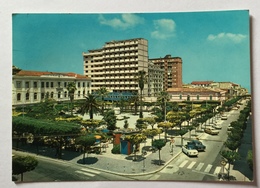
[77,157,98,165]
[151,159,165,166]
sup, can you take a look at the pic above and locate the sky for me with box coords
[12,10,251,92]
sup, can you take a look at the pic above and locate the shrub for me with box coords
[247,150,253,171]
[111,144,120,154]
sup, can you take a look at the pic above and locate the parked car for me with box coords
[182,145,198,157]
[187,140,206,151]
[221,115,228,120]
[204,127,219,135]
[227,124,233,131]
[212,124,222,129]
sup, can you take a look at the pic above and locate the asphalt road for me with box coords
[130,106,245,181]
[13,154,135,182]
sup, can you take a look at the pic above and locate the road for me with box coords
[12,154,135,182]
[130,103,246,181]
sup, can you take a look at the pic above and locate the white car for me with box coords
[221,115,228,120]
[182,145,198,157]
[212,124,222,129]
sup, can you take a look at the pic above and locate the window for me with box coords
[26,92,30,100]
[179,94,182,100]
[187,95,190,101]
[83,82,85,87]
[197,95,200,100]
[33,82,37,88]
[58,82,61,88]
[209,95,213,100]
[41,93,45,100]
[51,92,54,98]
[17,93,21,101]
[64,82,67,88]
[25,81,30,88]
[64,91,67,98]
[34,93,37,100]
[51,82,54,88]
[46,92,49,99]
[46,82,49,88]
[58,92,61,99]
[78,91,80,97]
[41,82,44,88]
[16,81,22,88]
[78,82,80,88]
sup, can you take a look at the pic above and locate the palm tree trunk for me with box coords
[158,150,161,165]
[139,90,143,118]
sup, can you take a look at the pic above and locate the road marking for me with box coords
[148,174,160,180]
[187,161,196,169]
[179,160,188,168]
[195,163,204,171]
[214,166,221,175]
[75,170,95,177]
[80,168,100,174]
[204,164,213,173]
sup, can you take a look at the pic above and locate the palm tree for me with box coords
[128,93,139,115]
[66,82,77,115]
[96,87,109,114]
[157,91,170,121]
[80,93,100,119]
[136,70,147,118]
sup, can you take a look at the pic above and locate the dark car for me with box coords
[187,140,206,151]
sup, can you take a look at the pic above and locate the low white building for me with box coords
[167,87,227,103]
[12,67,91,106]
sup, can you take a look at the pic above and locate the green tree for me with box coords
[80,93,100,119]
[123,119,129,129]
[75,135,96,164]
[247,150,253,171]
[142,128,161,143]
[66,82,77,116]
[136,70,147,118]
[178,128,188,146]
[157,121,172,142]
[96,87,109,115]
[152,139,166,165]
[125,133,147,161]
[143,117,156,129]
[220,150,240,180]
[12,155,38,182]
[157,91,170,121]
[129,93,139,115]
[136,118,148,130]
[103,110,117,131]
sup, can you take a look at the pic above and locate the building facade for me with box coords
[83,38,149,96]
[147,62,164,97]
[167,87,227,102]
[149,55,183,91]
[12,68,91,106]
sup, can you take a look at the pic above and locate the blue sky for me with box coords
[12,10,251,92]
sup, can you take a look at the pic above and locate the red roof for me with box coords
[167,87,223,94]
[15,70,90,80]
[191,81,213,85]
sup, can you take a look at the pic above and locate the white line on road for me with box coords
[204,164,213,173]
[195,163,204,171]
[179,160,188,168]
[80,168,101,174]
[214,166,221,175]
[187,161,196,169]
[75,170,95,177]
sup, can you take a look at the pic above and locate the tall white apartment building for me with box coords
[12,67,91,106]
[147,62,164,97]
[83,38,149,96]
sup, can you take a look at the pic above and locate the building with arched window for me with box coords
[12,67,91,106]
[167,87,227,103]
